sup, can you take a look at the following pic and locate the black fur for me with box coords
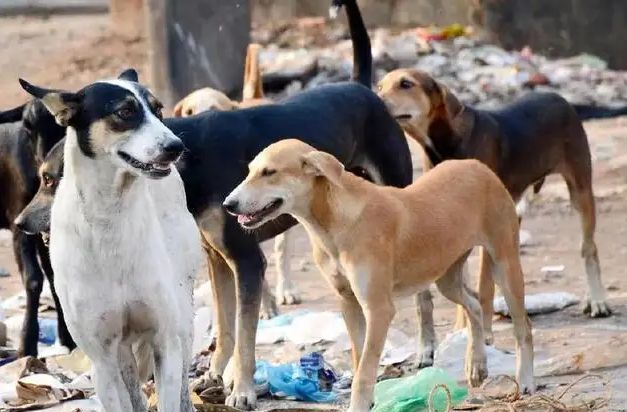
[0,101,73,356]
[572,103,627,121]
[332,0,372,87]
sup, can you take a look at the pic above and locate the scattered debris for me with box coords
[540,265,566,274]
[0,267,9,278]
[372,367,466,412]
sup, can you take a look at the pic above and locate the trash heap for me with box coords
[254,21,627,110]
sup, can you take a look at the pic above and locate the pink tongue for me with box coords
[237,215,254,224]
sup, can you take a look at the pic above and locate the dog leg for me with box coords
[453,262,472,332]
[206,248,235,386]
[564,176,610,317]
[415,290,436,368]
[436,255,487,388]
[13,231,43,357]
[154,336,185,412]
[225,250,265,410]
[274,230,301,305]
[259,278,278,320]
[349,297,394,412]
[93,356,134,412]
[477,248,495,344]
[36,237,76,350]
[490,256,535,393]
[340,294,366,371]
[119,343,148,412]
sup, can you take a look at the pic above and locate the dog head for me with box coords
[0,100,65,164]
[173,88,238,117]
[377,69,463,146]
[223,139,344,229]
[14,138,64,237]
[20,69,184,179]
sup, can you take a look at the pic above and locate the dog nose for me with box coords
[223,199,239,215]
[162,139,185,156]
[14,215,27,232]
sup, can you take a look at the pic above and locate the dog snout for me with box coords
[14,214,27,231]
[222,199,239,215]
[157,138,185,162]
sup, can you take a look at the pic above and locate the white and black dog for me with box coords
[20,70,202,412]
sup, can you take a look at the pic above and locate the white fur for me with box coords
[50,80,202,412]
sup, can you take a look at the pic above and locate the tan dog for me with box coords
[224,139,535,412]
[378,68,608,365]
[174,44,300,313]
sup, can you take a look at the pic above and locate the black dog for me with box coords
[0,100,74,356]
[17,0,410,408]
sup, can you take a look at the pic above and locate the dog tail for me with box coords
[330,0,373,87]
[572,103,627,121]
[133,337,154,382]
[242,44,265,101]
[0,103,26,123]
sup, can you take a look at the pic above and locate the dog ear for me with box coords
[19,79,80,127]
[440,84,463,119]
[301,150,344,186]
[118,68,139,82]
[173,99,185,117]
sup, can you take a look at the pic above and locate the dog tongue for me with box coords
[237,214,255,224]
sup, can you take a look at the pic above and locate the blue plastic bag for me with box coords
[38,318,57,345]
[254,357,337,403]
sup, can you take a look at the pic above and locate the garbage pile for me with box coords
[254,21,627,110]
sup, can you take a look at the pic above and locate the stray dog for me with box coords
[21,70,202,412]
[164,0,410,408]
[0,100,72,356]
[15,138,64,238]
[378,68,610,365]
[174,43,300,310]
[225,139,535,411]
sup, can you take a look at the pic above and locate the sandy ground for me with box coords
[1,13,627,411]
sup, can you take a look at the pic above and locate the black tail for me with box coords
[0,103,26,123]
[331,0,372,87]
[573,103,627,121]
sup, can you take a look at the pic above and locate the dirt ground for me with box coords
[1,14,627,411]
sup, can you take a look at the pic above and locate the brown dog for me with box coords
[224,139,535,412]
[378,69,609,363]
[173,44,300,315]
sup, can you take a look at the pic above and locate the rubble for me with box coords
[253,23,627,110]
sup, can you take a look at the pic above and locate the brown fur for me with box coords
[226,139,535,411]
[378,69,610,341]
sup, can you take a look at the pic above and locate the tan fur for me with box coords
[172,43,271,117]
[227,140,535,412]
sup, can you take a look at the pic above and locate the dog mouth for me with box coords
[233,199,284,228]
[394,114,413,121]
[117,151,172,178]
[42,232,50,247]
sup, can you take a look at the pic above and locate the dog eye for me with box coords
[42,173,55,188]
[261,168,276,177]
[116,107,136,120]
[399,79,414,89]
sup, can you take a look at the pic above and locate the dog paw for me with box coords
[259,301,278,320]
[519,377,536,395]
[275,283,302,305]
[417,347,434,369]
[190,372,224,394]
[465,357,488,387]
[583,299,612,318]
[225,385,256,410]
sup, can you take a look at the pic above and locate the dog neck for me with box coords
[63,128,144,218]
[293,173,368,254]
[404,106,474,165]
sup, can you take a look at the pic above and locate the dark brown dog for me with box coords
[378,68,609,365]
